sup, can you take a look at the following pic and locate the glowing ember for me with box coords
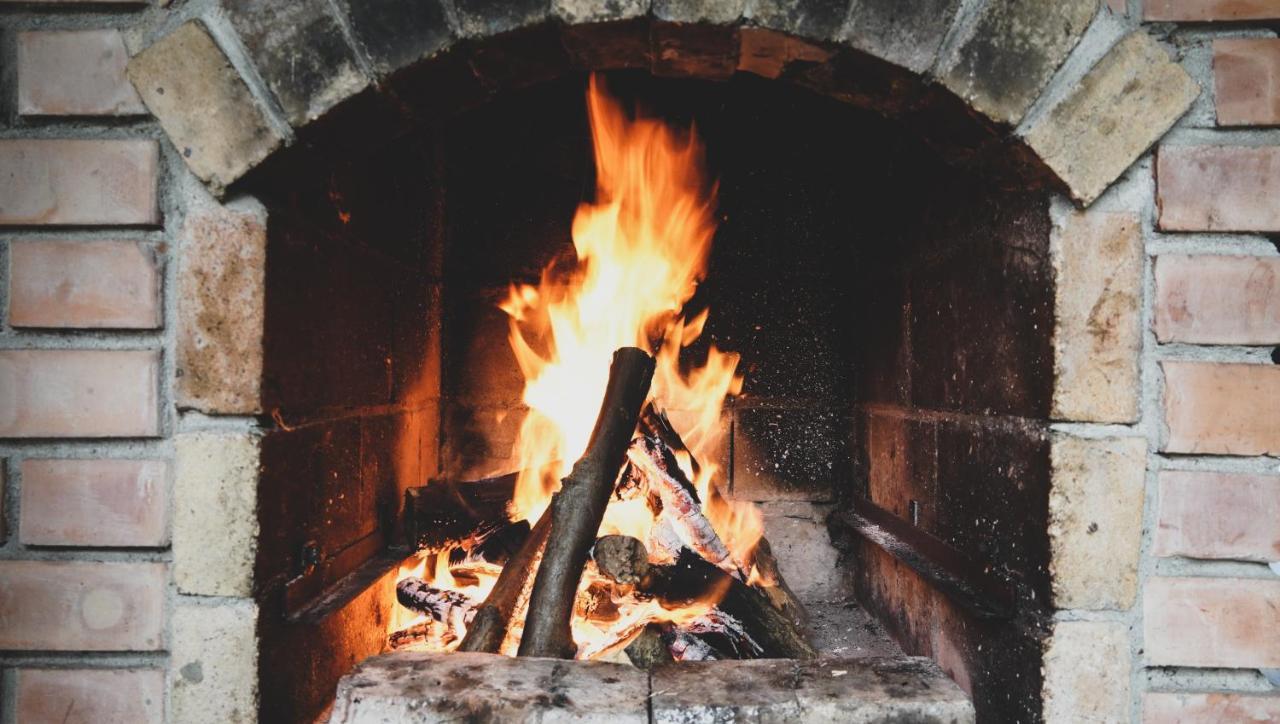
[392,74,769,660]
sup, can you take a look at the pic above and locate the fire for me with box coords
[393,74,766,659]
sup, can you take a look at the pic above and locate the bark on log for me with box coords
[518,348,656,658]
[455,513,552,653]
[641,549,816,660]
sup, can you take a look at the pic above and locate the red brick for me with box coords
[0,140,159,226]
[1214,38,1280,126]
[1106,0,1127,13]
[0,350,160,438]
[1145,0,1280,20]
[0,560,166,650]
[1154,254,1280,344]
[17,30,145,117]
[1144,577,1280,668]
[1157,146,1280,232]
[15,668,164,724]
[8,239,161,329]
[1154,470,1280,562]
[1144,692,1280,723]
[0,461,6,544]
[20,459,169,547]
[1162,362,1280,455]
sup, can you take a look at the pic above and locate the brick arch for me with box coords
[128,0,1197,204]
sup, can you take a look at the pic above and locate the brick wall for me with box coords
[2,1,1278,723]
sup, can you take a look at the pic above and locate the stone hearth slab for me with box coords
[329,652,973,723]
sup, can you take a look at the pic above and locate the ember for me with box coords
[387,75,809,664]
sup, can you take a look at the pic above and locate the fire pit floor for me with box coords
[328,651,973,723]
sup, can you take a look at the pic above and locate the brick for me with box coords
[1051,211,1143,422]
[841,0,962,74]
[746,0,851,41]
[1025,32,1199,204]
[336,0,452,73]
[0,561,165,650]
[1144,692,1280,723]
[1145,0,1280,21]
[176,200,266,414]
[175,433,259,597]
[15,668,164,724]
[936,0,1096,126]
[1155,254,1280,344]
[171,598,258,724]
[1214,38,1280,126]
[224,0,368,125]
[8,239,160,329]
[1144,577,1280,668]
[1042,621,1130,724]
[1162,362,1280,455]
[1049,435,1147,610]
[1154,470,1280,562]
[20,459,169,547]
[128,21,284,193]
[0,461,7,545]
[0,350,159,438]
[17,30,145,117]
[453,0,550,36]
[1157,146,1280,232]
[0,140,158,226]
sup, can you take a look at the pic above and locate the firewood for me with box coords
[640,549,816,660]
[456,513,552,653]
[518,347,656,658]
[660,625,720,661]
[395,577,477,629]
[387,621,435,650]
[624,623,674,669]
[592,535,651,584]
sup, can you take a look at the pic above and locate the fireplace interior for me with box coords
[242,69,1054,724]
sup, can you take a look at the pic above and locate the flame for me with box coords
[392,75,767,659]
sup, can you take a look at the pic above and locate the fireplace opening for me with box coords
[243,67,1053,724]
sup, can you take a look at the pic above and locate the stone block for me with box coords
[17,30,144,116]
[746,0,853,42]
[654,0,746,23]
[1215,38,1280,126]
[223,0,368,125]
[1154,470,1280,563]
[8,239,160,329]
[171,598,259,724]
[329,651,650,723]
[1041,621,1130,724]
[650,657,975,723]
[0,349,159,438]
[453,0,551,37]
[1144,577,1280,668]
[0,560,166,651]
[1155,254,1280,345]
[1024,32,1199,204]
[1144,692,1280,723]
[175,432,260,597]
[0,139,158,226]
[128,21,283,193]
[1049,435,1146,610]
[1145,0,1280,21]
[20,459,169,547]
[1050,210,1142,423]
[936,0,1096,126]
[759,501,847,599]
[554,0,648,24]
[1162,361,1280,455]
[176,199,266,414]
[841,0,962,74]
[1157,145,1280,232]
[732,406,842,502]
[338,0,452,73]
[15,668,164,724]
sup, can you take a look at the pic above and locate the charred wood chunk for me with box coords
[661,625,720,661]
[624,623,674,669]
[592,535,651,585]
[456,513,552,653]
[576,581,621,623]
[395,577,477,628]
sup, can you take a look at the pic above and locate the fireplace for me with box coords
[13,3,1279,724]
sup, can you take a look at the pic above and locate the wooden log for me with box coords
[455,513,552,653]
[592,535,651,585]
[641,549,816,660]
[518,347,656,658]
[395,577,477,628]
[624,623,674,669]
[404,472,518,552]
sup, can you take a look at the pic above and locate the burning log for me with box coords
[395,577,478,630]
[456,513,552,653]
[624,623,674,669]
[519,347,656,658]
[592,535,650,585]
[661,625,720,661]
[387,621,435,650]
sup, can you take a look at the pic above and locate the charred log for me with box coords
[404,472,519,553]
[623,623,674,669]
[395,577,477,628]
[519,347,656,658]
[592,535,651,585]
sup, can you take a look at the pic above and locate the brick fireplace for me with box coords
[2,2,1280,723]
